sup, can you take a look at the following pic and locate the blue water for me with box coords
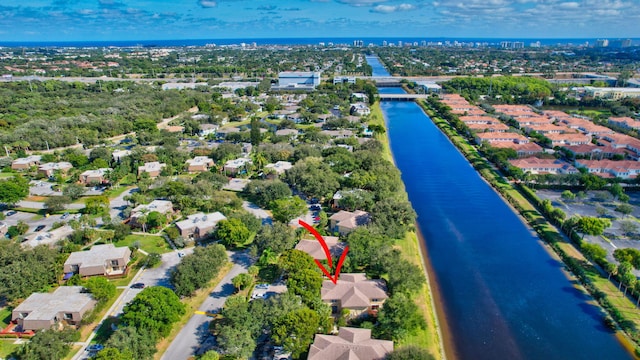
[368,55,632,360]
[1,37,634,48]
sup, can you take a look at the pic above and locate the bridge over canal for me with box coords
[378,93,430,101]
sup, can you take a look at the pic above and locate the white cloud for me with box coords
[371,3,416,13]
[198,0,217,8]
[337,0,387,7]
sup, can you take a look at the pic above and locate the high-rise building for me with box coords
[353,40,364,47]
[595,39,609,47]
[382,40,388,46]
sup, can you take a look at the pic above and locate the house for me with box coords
[11,155,41,170]
[329,210,371,235]
[111,150,131,163]
[321,130,354,139]
[475,132,529,145]
[215,127,241,139]
[561,144,629,159]
[308,327,394,360]
[63,244,131,277]
[130,200,174,227]
[199,123,219,138]
[37,162,73,177]
[332,189,369,209]
[467,123,510,133]
[21,225,74,249]
[350,103,371,116]
[138,161,166,178]
[609,116,640,131]
[321,273,388,317]
[491,142,544,157]
[12,286,96,331]
[508,158,578,175]
[186,156,214,173]
[274,71,321,90]
[574,159,640,179]
[274,128,300,139]
[545,133,591,146]
[224,157,252,175]
[175,212,227,239]
[295,236,346,262]
[264,161,293,175]
[79,168,111,185]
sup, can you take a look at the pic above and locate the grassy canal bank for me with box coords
[370,102,445,359]
[418,99,640,358]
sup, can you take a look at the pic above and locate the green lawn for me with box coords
[104,185,135,199]
[0,307,12,328]
[0,172,15,179]
[0,340,19,359]
[114,234,172,254]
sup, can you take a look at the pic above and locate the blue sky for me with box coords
[0,0,638,42]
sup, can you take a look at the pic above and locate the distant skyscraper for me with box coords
[421,40,426,47]
[513,42,524,49]
[595,39,609,47]
[382,40,388,46]
[529,41,541,48]
[398,41,403,47]
[353,40,364,47]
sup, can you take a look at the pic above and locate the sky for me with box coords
[0,0,638,42]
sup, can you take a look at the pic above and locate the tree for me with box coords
[198,351,220,360]
[386,255,425,295]
[16,328,80,360]
[375,293,426,341]
[615,203,634,217]
[620,220,639,237]
[561,190,576,201]
[146,211,167,229]
[94,347,134,360]
[232,273,253,291]
[577,217,611,237]
[63,183,86,200]
[581,243,607,262]
[85,276,116,303]
[387,346,435,360]
[270,197,307,223]
[171,244,228,297]
[243,180,292,208]
[121,286,185,338]
[216,325,255,359]
[104,326,156,360]
[216,218,251,248]
[253,222,298,255]
[272,308,321,359]
[372,199,416,239]
[44,195,71,214]
[84,195,110,215]
[0,175,29,205]
[113,223,132,241]
[250,117,261,147]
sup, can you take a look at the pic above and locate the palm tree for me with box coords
[251,151,268,170]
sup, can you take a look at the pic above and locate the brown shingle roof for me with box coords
[321,273,388,308]
[308,327,393,360]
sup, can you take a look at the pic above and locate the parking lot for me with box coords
[536,189,640,262]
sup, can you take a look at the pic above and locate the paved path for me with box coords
[108,187,136,221]
[161,251,253,360]
[16,200,84,210]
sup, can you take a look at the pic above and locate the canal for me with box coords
[367,56,632,360]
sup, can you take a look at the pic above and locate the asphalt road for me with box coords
[111,247,195,316]
[161,251,253,360]
[109,187,137,221]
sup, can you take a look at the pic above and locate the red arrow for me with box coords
[298,219,349,284]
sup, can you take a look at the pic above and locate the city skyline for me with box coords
[0,0,638,42]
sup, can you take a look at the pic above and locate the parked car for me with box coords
[255,284,269,290]
[178,252,185,258]
[5,210,16,216]
[131,283,145,289]
[86,344,104,352]
[35,225,46,232]
[61,212,70,219]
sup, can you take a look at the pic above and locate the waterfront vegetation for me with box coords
[423,98,640,354]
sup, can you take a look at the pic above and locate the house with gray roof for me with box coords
[175,212,227,239]
[308,327,393,360]
[12,286,96,331]
[321,273,388,318]
[295,236,346,262]
[329,210,371,235]
[63,244,131,277]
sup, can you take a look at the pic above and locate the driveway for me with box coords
[242,201,270,219]
[109,187,137,221]
[16,200,84,210]
[161,251,253,360]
